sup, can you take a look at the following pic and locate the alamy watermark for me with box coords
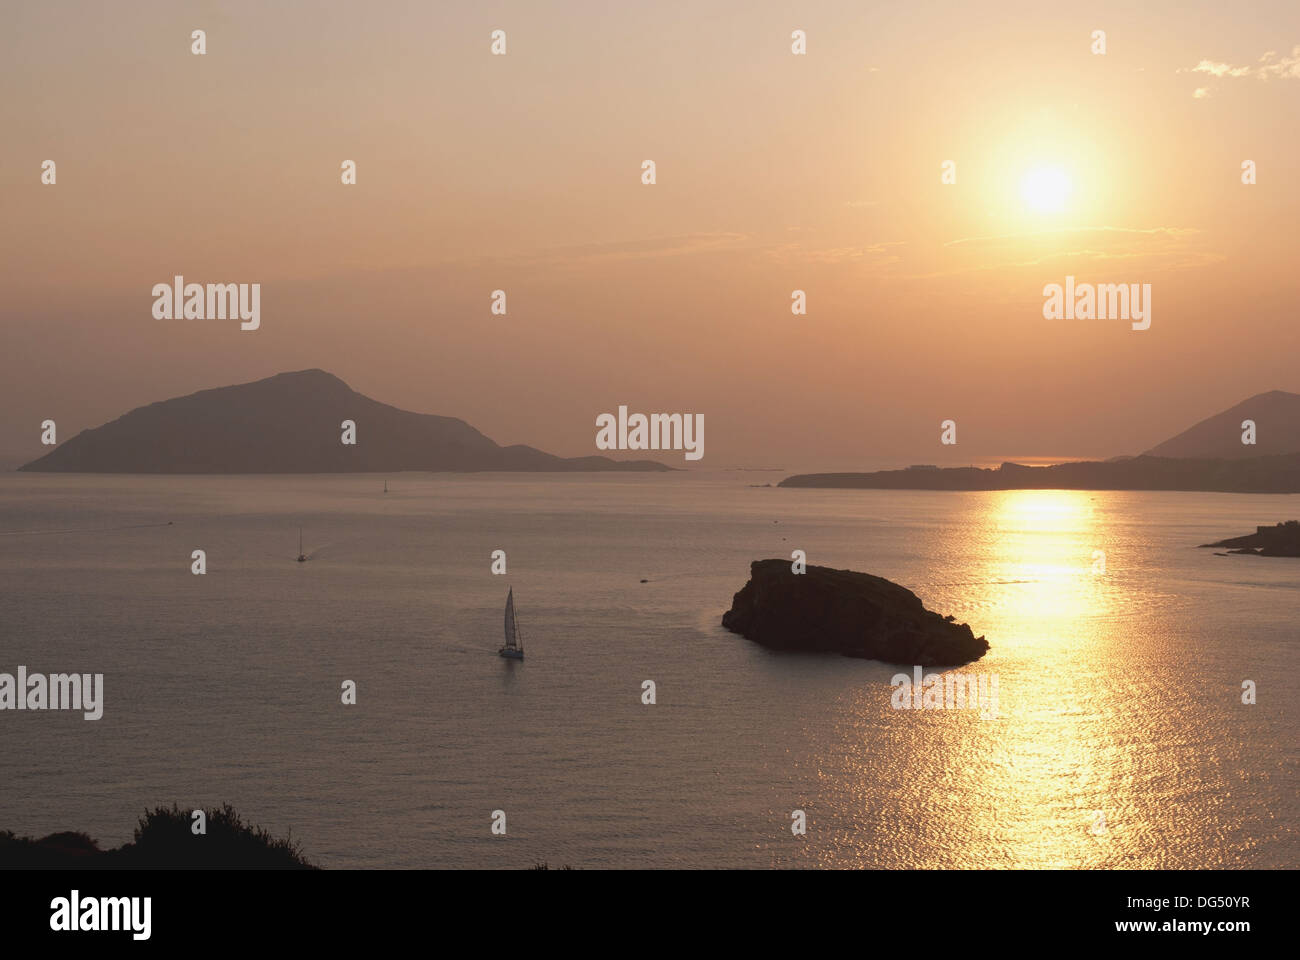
[152,276,260,330]
[0,667,103,720]
[596,406,703,461]
[50,891,150,940]
[1043,276,1150,331]
[891,666,998,718]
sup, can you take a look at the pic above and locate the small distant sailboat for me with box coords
[296,527,308,563]
[383,479,388,494]
[499,588,525,660]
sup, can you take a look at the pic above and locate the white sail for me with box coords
[504,588,517,649]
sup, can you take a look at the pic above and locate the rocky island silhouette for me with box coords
[722,559,988,666]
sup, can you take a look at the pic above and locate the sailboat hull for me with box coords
[498,647,524,660]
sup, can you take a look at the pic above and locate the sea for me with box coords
[0,472,1295,869]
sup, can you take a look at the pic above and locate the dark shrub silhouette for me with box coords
[124,804,315,868]
[0,830,105,866]
[0,804,317,869]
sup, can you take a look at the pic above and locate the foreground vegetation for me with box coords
[0,804,317,868]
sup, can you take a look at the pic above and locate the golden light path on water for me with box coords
[811,489,1225,868]
[975,491,1124,867]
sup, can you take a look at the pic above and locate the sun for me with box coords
[1020,167,1072,214]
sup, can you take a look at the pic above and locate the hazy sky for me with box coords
[2,0,1297,470]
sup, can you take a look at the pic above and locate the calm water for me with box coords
[0,473,1295,869]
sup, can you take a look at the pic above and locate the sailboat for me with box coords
[296,528,308,563]
[499,587,524,660]
[383,479,388,494]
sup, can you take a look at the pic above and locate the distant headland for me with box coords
[780,453,1300,494]
[1199,521,1300,557]
[18,370,673,474]
[781,390,1300,493]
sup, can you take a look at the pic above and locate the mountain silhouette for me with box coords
[781,389,1300,493]
[1145,390,1300,459]
[18,370,672,474]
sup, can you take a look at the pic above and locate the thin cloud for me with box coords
[502,232,751,267]
[905,227,1218,280]
[764,240,905,266]
[898,248,1226,281]
[943,227,1201,249]
[1183,44,1300,95]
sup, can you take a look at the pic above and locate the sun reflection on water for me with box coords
[962,490,1133,867]
[988,489,1114,624]
[822,490,1181,868]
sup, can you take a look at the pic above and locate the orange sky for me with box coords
[2,0,1298,470]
